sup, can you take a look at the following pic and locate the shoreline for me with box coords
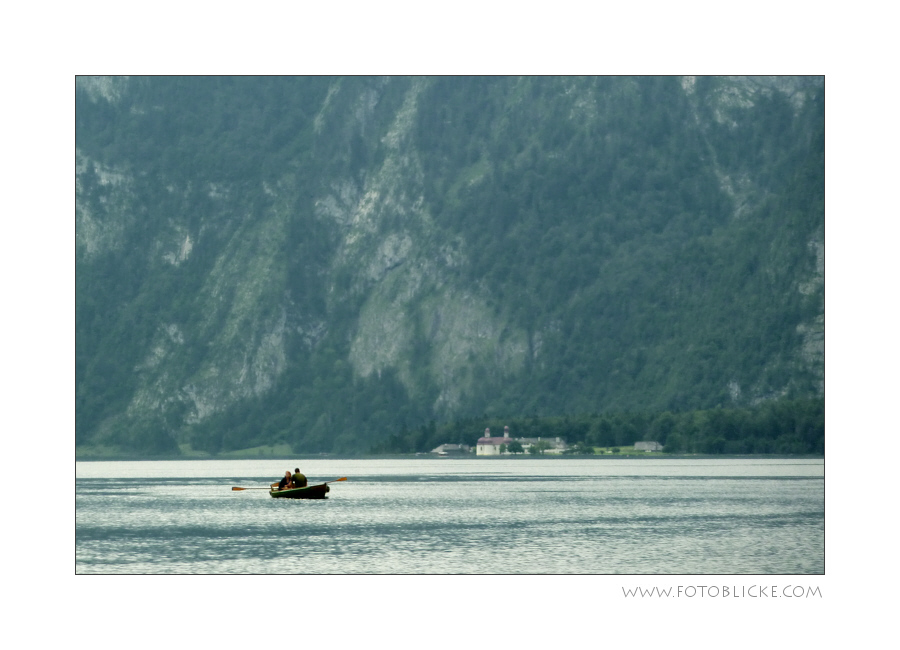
[75,453,825,462]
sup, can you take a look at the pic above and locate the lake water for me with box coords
[75,457,824,574]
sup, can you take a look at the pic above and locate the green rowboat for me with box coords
[269,483,330,499]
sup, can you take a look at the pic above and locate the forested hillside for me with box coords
[75,76,824,456]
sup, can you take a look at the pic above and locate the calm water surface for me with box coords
[75,458,824,574]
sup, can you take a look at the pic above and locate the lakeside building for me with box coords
[475,426,568,455]
[634,441,664,452]
[517,437,568,454]
[476,427,514,455]
[430,443,471,456]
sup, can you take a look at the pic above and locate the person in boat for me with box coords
[292,468,308,488]
[276,470,293,491]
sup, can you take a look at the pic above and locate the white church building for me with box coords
[476,425,569,455]
[476,427,514,455]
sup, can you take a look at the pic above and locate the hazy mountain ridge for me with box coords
[75,76,824,455]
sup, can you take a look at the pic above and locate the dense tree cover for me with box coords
[369,398,824,455]
[76,76,824,456]
[413,76,824,418]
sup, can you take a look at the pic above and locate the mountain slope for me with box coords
[75,75,824,455]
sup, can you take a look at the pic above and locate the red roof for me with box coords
[477,437,514,445]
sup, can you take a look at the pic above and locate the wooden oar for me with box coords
[232,477,347,491]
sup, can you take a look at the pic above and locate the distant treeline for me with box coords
[369,397,824,455]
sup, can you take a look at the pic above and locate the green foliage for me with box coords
[76,76,824,456]
[564,441,596,455]
[529,440,553,455]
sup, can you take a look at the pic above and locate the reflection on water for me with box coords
[76,458,824,574]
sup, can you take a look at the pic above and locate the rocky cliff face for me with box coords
[75,75,824,455]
